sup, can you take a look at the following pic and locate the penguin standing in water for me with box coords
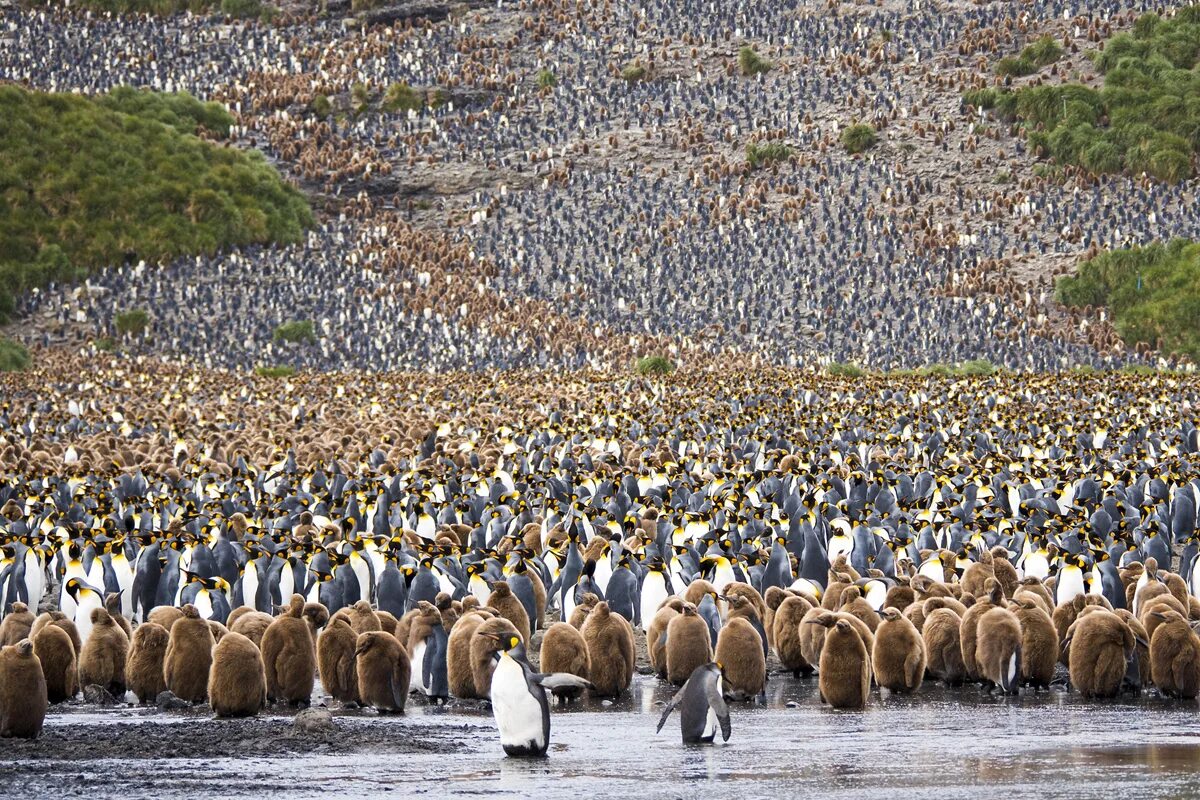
[656,662,731,744]
[481,632,591,757]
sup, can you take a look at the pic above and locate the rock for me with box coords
[293,709,336,735]
[83,685,117,707]
[786,700,799,708]
[156,691,190,711]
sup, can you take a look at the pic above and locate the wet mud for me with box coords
[3,673,1199,799]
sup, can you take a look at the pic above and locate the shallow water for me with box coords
[7,675,1200,799]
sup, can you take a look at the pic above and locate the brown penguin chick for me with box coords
[226,606,254,631]
[581,602,634,697]
[126,622,170,704]
[830,554,861,583]
[722,581,766,623]
[647,604,680,678]
[714,617,766,700]
[447,611,489,699]
[0,640,47,738]
[1013,578,1054,614]
[959,578,1003,681]
[147,606,185,632]
[1141,594,1187,641]
[763,586,789,647]
[1052,595,1097,664]
[976,607,1022,694]
[1148,609,1200,699]
[469,616,520,697]
[1114,609,1152,686]
[959,548,995,598]
[229,610,274,647]
[1164,572,1190,610]
[0,602,34,646]
[883,582,915,613]
[376,610,399,638]
[347,600,382,635]
[821,573,854,611]
[872,607,925,693]
[665,603,713,684]
[486,581,531,644]
[838,585,880,632]
[393,609,418,651]
[260,595,315,706]
[355,631,411,713]
[799,610,875,666]
[103,594,132,640]
[1066,609,1138,698]
[538,622,590,690]
[208,631,266,717]
[922,602,966,686]
[903,599,929,633]
[772,595,814,677]
[302,602,330,640]
[317,616,360,704]
[809,617,870,709]
[683,579,718,608]
[164,604,216,703]
[989,547,1019,597]
[32,623,77,703]
[568,593,600,629]
[208,621,229,643]
[78,608,129,697]
[31,611,82,657]
[1009,596,1057,688]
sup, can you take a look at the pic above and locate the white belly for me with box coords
[410,640,427,694]
[243,567,260,611]
[639,578,668,628]
[490,658,544,749]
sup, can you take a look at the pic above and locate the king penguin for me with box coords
[656,661,731,744]
[482,632,591,757]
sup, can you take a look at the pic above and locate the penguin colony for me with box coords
[0,366,1199,753]
[2,2,1194,374]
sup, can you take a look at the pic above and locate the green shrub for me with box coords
[310,93,332,118]
[983,13,1200,181]
[1058,239,1200,361]
[621,62,648,82]
[351,82,371,114]
[255,365,297,378]
[738,46,773,76]
[1023,36,1065,68]
[746,141,794,169]
[0,85,311,321]
[383,83,422,113]
[0,337,29,372]
[827,362,866,377]
[841,124,878,154]
[536,69,557,89]
[114,309,150,336]
[953,359,998,376]
[635,356,675,376]
[273,320,316,344]
[219,0,260,16]
[996,56,1036,77]
[93,337,116,352]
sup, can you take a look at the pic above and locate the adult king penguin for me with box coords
[656,662,731,744]
[481,632,592,757]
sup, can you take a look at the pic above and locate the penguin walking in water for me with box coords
[656,662,731,744]
[480,632,592,757]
